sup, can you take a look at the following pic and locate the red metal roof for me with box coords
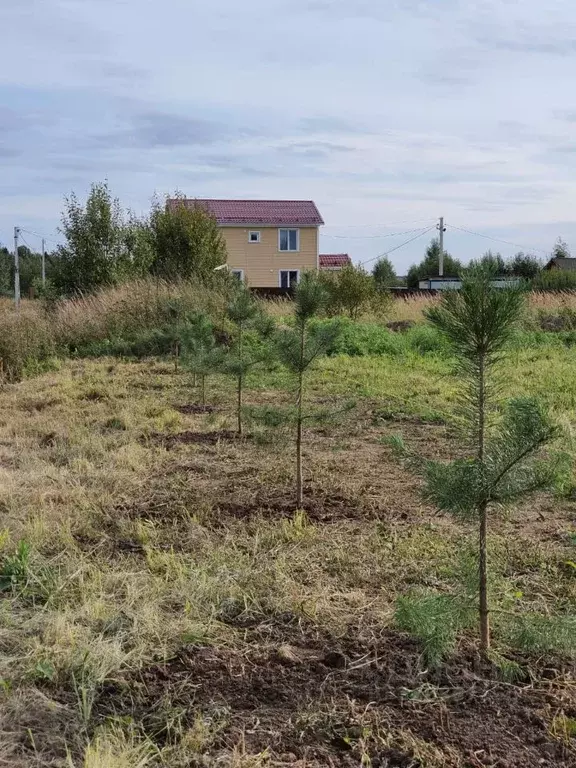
[170,198,324,226]
[319,253,352,268]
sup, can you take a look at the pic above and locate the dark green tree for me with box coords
[0,248,11,294]
[276,273,341,507]
[508,252,541,279]
[17,246,44,296]
[148,193,227,281]
[407,239,462,289]
[396,266,562,652]
[470,250,508,275]
[372,256,397,292]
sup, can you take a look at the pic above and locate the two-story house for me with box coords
[175,198,324,288]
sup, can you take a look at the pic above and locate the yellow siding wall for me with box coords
[221,226,319,287]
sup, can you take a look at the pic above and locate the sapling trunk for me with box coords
[173,341,179,373]
[201,375,206,406]
[237,372,243,436]
[237,321,244,435]
[296,369,304,508]
[477,353,490,651]
[479,501,489,650]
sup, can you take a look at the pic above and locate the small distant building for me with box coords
[319,253,352,271]
[418,276,521,291]
[544,257,576,271]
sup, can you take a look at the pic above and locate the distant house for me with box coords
[319,253,352,271]
[170,198,324,289]
[544,256,576,271]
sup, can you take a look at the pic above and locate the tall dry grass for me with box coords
[0,279,230,380]
[1,281,576,382]
[53,278,228,349]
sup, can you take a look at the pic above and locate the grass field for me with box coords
[0,330,575,766]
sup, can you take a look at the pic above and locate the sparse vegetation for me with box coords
[393,266,568,654]
[0,270,575,766]
[223,285,275,435]
[275,273,341,506]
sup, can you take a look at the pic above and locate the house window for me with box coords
[278,229,299,252]
[248,231,260,243]
[230,269,244,282]
[279,270,299,289]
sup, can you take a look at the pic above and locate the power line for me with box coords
[358,225,436,268]
[18,232,35,251]
[19,228,59,246]
[446,224,548,255]
[323,225,436,240]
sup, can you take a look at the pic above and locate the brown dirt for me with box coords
[218,485,367,522]
[173,403,217,414]
[100,627,576,767]
[149,429,243,447]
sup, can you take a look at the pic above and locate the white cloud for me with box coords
[1,0,576,269]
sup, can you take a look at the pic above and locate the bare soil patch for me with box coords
[101,627,575,767]
[218,486,366,522]
[150,429,243,447]
[173,403,217,414]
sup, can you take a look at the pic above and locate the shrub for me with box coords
[321,264,376,319]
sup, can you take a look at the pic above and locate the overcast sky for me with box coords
[1,0,576,270]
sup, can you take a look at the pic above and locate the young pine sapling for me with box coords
[179,313,223,407]
[395,265,562,653]
[223,286,275,435]
[276,273,341,507]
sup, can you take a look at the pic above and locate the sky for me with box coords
[1,0,576,271]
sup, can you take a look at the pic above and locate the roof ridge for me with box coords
[172,198,317,203]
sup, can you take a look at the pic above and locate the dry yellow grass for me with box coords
[0,355,574,766]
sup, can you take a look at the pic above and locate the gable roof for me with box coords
[319,253,352,268]
[545,256,576,271]
[170,198,324,226]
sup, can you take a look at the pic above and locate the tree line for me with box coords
[2,179,572,299]
[1,182,227,298]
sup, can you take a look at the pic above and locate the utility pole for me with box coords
[437,216,446,277]
[13,226,20,309]
[41,238,46,286]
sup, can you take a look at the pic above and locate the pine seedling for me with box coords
[164,298,187,372]
[395,265,564,653]
[180,313,224,407]
[275,272,341,507]
[223,285,275,435]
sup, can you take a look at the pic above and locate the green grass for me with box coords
[1,315,576,765]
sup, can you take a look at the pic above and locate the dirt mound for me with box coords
[100,629,575,767]
[173,403,217,414]
[218,487,367,522]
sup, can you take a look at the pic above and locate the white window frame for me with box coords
[279,269,300,288]
[278,228,299,252]
[230,269,244,281]
[248,231,261,243]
